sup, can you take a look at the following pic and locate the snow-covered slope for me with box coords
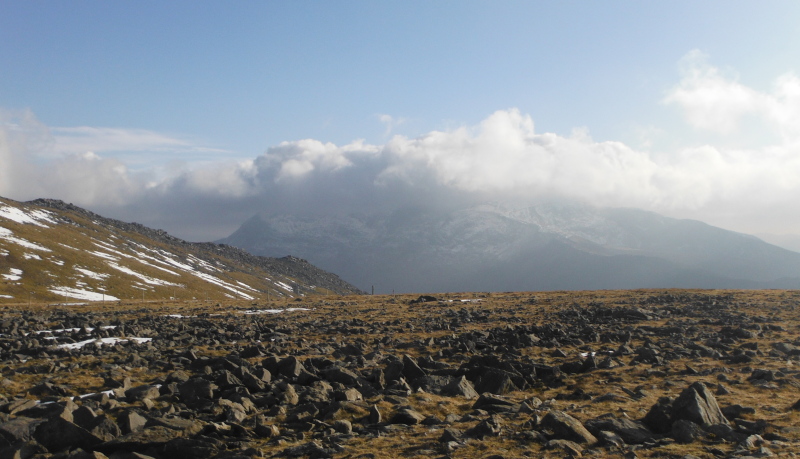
[220,202,800,293]
[0,197,362,303]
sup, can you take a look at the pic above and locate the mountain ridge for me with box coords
[0,197,363,303]
[219,202,800,293]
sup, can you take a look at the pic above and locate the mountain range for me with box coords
[219,202,800,293]
[0,197,362,303]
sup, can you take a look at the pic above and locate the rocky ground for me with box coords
[1,289,800,458]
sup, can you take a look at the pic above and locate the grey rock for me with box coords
[596,430,625,448]
[472,393,518,411]
[277,356,306,379]
[72,405,98,429]
[124,385,160,403]
[671,382,729,427]
[704,423,747,443]
[541,410,597,445]
[442,375,479,399]
[671,419,703,443]
[584,416,656,444]
[0,440,49,459]
[643,396,673,434]
[544,438,584,456]
[177,378,217,406]
[475,368,518,395]
[33,417,103,452]
[333,387,362,402]
[401,355,426,380]
[96,426,184,455]
[465,415,502,439]
[0,417,46,444]
[390,408,426,425]
[439,428,463,443]
[722,404,756,419]
[332,420,352,435]
[17,399,76,422]
[117,410,148,435]
[89,414,122,441]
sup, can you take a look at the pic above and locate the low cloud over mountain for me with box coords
[2,53,800,242]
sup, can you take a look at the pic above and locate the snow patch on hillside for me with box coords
[0,226,52,251]
[89,251,119,261]
[107,262,180,287]
[75,267,110,280]
[2,268,22,281]
[49,287,119,301]
[0,205,58,227]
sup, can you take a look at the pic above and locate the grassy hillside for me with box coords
[0,197,362,304]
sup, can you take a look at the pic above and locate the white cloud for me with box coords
[261,139,379,181]
[664,49,800,142]
[3,52,800,239]
[377,109,661,208]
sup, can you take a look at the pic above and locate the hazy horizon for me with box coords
[2,2,800,243]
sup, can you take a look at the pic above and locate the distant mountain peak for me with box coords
[220,201,800,293]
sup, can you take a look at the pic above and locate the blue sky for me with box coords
[2,1,800,242]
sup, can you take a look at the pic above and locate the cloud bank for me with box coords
[2,52,800,240]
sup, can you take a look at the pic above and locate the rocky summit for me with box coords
[2,289,800,458]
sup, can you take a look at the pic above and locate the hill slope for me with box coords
[0,197,363,303]
[219,202,800,293]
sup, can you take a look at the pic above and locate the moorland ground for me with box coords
[1,289,800,458]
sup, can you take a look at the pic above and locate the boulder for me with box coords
[124,385,160,403]
[442,376,479,399]
[671,382,728,427]
[643,397,673,434]
[118,410,148,435]
[33,417,104,452]
[401,355,426,380]
[465,415,502,439]
[390,408,426,425]
[177,378,217,406]
[0,417,46,444]
[584,416,656,444]
[671,419,704,443]
[475,368,518,395]
[541,410,597,445]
